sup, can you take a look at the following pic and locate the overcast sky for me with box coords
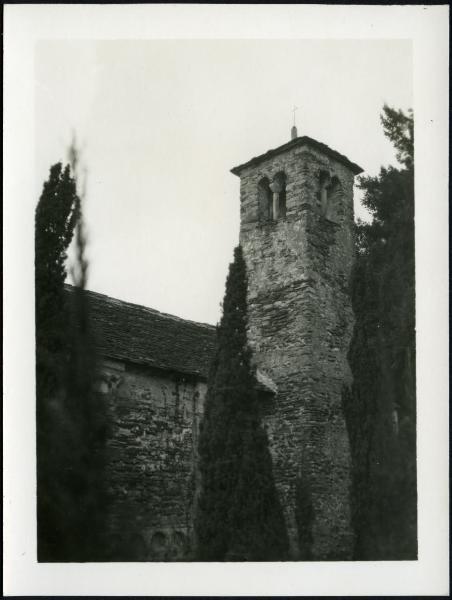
[35,39,413,324]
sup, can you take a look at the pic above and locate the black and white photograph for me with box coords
[3,4,449,596]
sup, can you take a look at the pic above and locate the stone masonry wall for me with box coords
[97,358,206,561]
[239,144,356,560]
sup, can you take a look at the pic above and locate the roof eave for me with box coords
[231,135,364,177]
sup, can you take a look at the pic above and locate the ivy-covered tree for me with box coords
[62,216,110,561]
[344,105,416,559]
[195,245,288,561]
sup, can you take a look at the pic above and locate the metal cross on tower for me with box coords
[291,106,299,140]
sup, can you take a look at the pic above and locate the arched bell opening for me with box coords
[271,171,287,219]
[258,176,273,221]
[325,176,344,224]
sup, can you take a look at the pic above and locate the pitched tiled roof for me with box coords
[230,135,363,176]
[65,285,216,379]
[64,286,277,393]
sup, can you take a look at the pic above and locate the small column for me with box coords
[270,180,283,221]
[272,192,280,220]
[319,172,331,217]
[320,186,328,215]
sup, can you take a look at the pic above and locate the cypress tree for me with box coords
[344,105,416,559]
[195,245,288,561]
[36,159,109,561]
[35,162,80,560]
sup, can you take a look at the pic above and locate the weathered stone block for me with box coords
[100,359,207,560]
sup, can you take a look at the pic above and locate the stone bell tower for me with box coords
[231,131,363,560]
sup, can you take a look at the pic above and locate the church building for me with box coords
[85,128,363,561]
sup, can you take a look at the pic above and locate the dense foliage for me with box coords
[195,246,289,561]
[36,162,108,561]
[35,163,80,394]
[344,105,416,559]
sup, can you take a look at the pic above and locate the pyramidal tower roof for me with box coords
[231,135,364,177]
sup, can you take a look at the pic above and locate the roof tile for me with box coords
[65,285,216,379]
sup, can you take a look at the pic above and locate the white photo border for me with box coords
[3,4,449,596]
